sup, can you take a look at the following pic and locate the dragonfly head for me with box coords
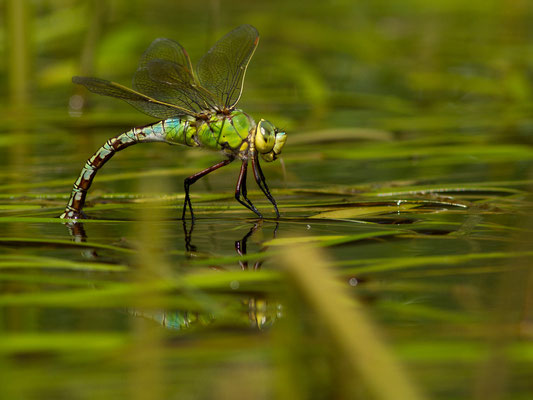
[254,119,287,162]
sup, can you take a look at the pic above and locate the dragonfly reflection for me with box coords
[64,220,280,330]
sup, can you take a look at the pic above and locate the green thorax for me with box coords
[158,110,254,152]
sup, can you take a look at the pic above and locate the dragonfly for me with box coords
[60,24,286,221]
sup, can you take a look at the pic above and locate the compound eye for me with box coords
[256,120,276,154]
[260,120,275,138]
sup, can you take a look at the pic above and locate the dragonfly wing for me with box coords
[137,38,194,73]
[73,76,195,119]
[134,60,219,113]
[133,38,218,114]
[196,24,259,110]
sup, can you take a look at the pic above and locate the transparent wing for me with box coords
[133,38,219,113]
[137,37,194,73]
[196,24,259,110]
[73,76,194,119]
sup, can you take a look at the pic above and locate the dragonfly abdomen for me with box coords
[60,126,170,219]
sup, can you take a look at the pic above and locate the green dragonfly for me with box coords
[61,24,286,221]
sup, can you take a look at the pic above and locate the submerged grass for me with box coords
[279,243,426,400]
[1,148,531,398]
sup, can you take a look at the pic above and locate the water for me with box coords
[1,118,532,399]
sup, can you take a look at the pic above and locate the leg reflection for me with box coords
[182,219,197,253]
[63,218,281,330]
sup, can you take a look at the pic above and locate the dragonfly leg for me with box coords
[182,158,234,220]
[239,161,262,212]
[235,160,263,218]
[251,155,280,218]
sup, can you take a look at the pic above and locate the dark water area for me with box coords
[1,1,533,399]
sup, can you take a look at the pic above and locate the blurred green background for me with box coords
[4,0,533,136]
[1,1,533,400]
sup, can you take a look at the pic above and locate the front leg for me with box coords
[251,155,280,218]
